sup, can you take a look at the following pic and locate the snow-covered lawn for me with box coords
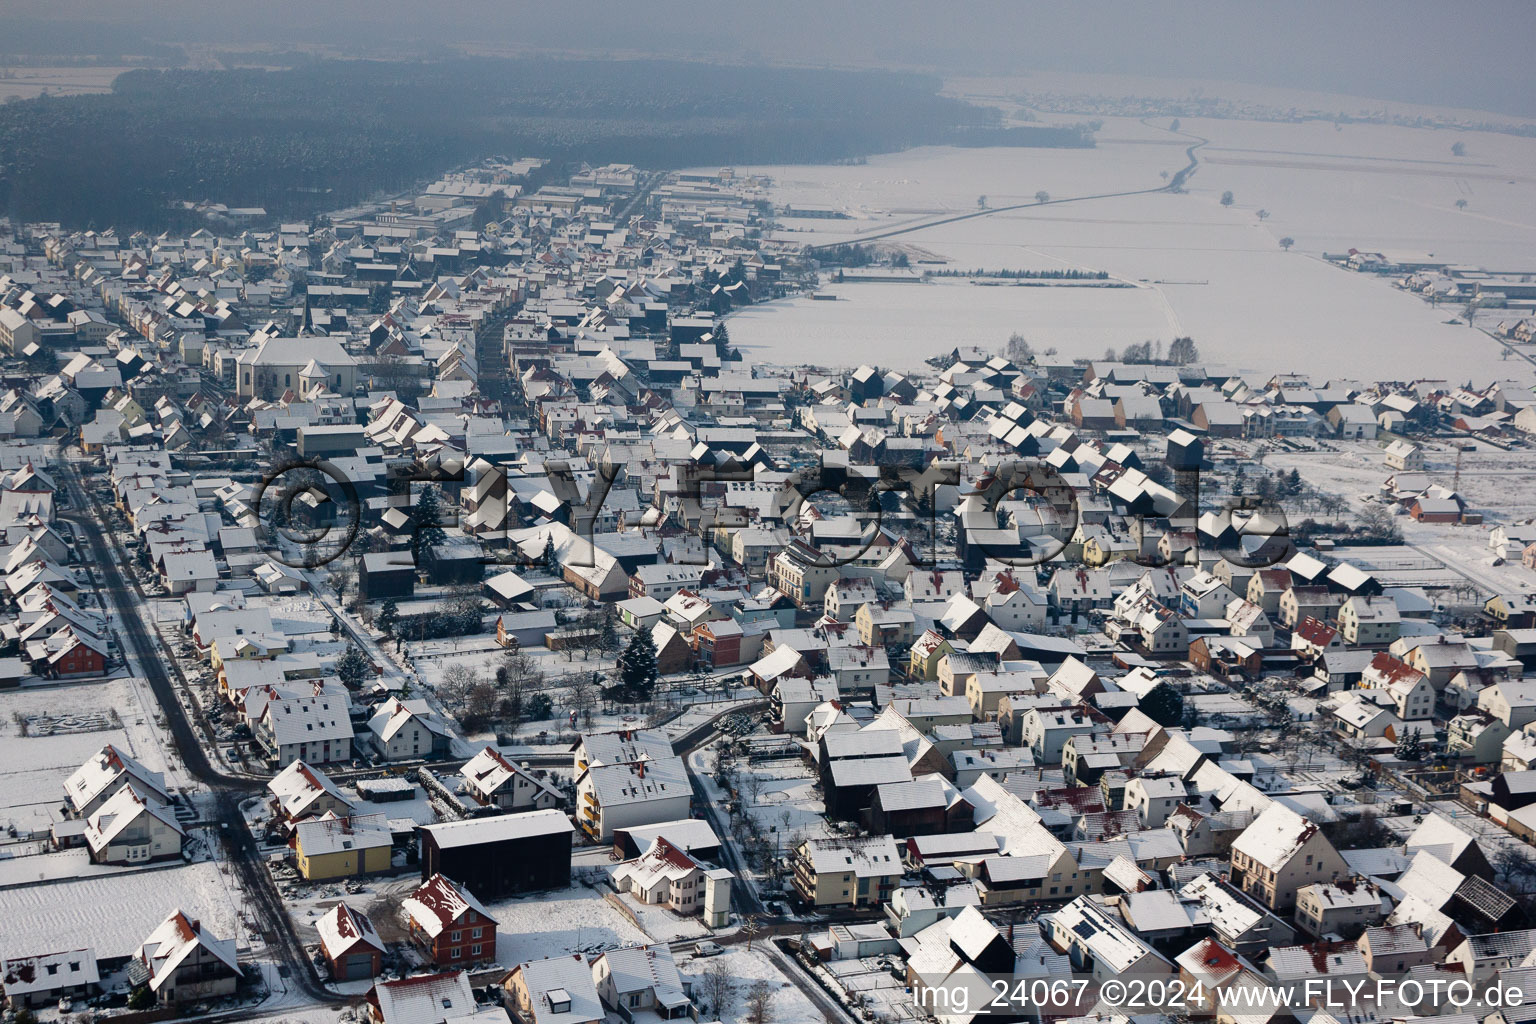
[488,882,648,968]
[617,892,712,943]
[0,859,242,960]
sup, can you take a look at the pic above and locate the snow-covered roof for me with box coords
[401,874,494,938]
[510,953,604,1024]
[137,910,238,992]
[294,812,392,857]
[315,902,384,960]
[419,808,574,850]
[370,970,480,1024]
[64,744,168,813]
[0,949,99,998]
[1229,804,1322,873]
[267,759,352,820]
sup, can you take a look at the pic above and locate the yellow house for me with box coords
[792,836,901,908]
[294,813,393,880]
[1083,534,1135,567]
[856,602,916,648]
[907,630,953,681]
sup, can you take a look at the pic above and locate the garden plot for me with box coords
[685,944,822,1024]
[735,757,838,847]
[0,677,173,836]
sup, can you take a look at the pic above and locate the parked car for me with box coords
[692,941,725,958]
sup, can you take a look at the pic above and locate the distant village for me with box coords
[5,157,1536,1024]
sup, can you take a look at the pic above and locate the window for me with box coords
[450,931,462,942]
[471,928,483,939]
[450,948,461,960]
[471,944,483,956]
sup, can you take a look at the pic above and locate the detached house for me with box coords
[1337,595,1400,646]
[132,911,241,1005]
[613,838,733,928]
[64,744,170,818]
[591,944,692,1021]
[401,874,498,968]
[82,785,186,864]
[459,745,563,812]
[1228,805,1348,913]
[367,697,453,760]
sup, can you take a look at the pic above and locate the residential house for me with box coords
[401,874,498,968]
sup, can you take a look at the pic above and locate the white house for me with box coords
[575,756,691,841]
[134,911,241,1005]
[459,745,563,811]
[366,697,452,761]
[82,785,185,864]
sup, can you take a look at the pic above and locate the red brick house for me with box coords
[315,902,385,981]
[400,874,497,968]
[692,618,744,669]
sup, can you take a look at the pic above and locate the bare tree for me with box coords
[438,663,478,714]
[567,674,599,728]
[1497,844,1536,894]
[745,978,775,1023]
[464,682,498,727]
[742,770,765,809]
[702,960,736,1018]
[328,563,356,605]
[497,650,543,724]
[743,913,762,951]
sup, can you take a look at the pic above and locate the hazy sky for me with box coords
[21,0,1536,119]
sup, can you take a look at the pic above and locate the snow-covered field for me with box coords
[709,113,1536,381]
[728,279,1175,370]
[0,859,242,960]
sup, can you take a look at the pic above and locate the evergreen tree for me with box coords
[541,535,559,574]
[410,485,448,564]
[1140,683,1185,728]
[598,604,619,656]
[377,599,399,636]
[336,645,371,689]
[1395,726,1425,762]
[618,625,659,697]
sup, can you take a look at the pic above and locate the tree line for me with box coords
[0,56,1093,229]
